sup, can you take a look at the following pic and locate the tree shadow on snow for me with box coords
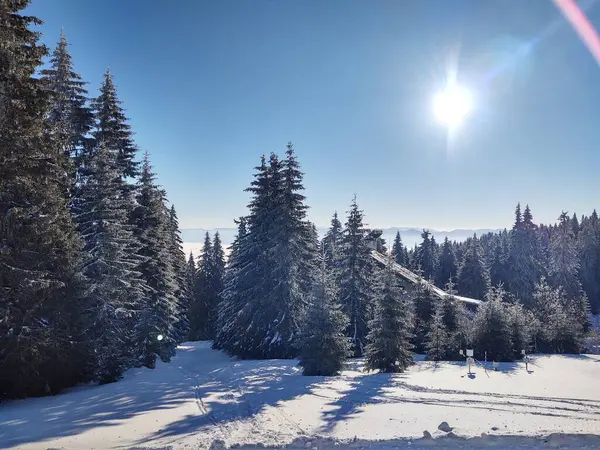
[135,357,322,445]
[318,370,402,433]
[0,344,213,447]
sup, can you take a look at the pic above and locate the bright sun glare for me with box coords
[433,83,473,128]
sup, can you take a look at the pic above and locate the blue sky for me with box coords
[26,0,600,230]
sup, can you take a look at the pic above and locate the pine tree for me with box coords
[532,279,584,353]
[338,195,376,357]
[166,204,189,343]
[92,69,139,181]
[489,237,509,288]
[75,141,147,383]
[579,211,600,314]
[411,280,436,353]
[435,237,457,287]
[218,146,317,359]
[472,287,514,362]
[184,252,197,301]
[130,153,178,367]
[297,252,351,376]
[549,212,583,299]
[391,231,405,266]
[214,216,247,351]
[189,232,214,340]
[415,230,436,280]
[508,204,542,304]
[323,212,343,269]
[365,255,413,373]
[457,236,490,299]
[426,303,449,361]
[212,231,226,303]
[40,30,93,200]
[0,2,87,398]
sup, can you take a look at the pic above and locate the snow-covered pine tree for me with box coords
[365,254,413,373]
[435,237,457,288]
[338,195,376,357]
[40,30,93,199]
[323,211,343,270]
[411,279,436,353]
[425,303,449,361]
[549,212,583,299]
[0,1,87,398]
[489,237,509,288]
[189,232,215,340]
[130,153,178,367]
[415,230,437,280]
[217,156,274,358]
[440,280,466,359]
[184,251,197,307]
[508,204,542,305]
[297,251,351,376]
[457,235,490,299]
[211,231,226,312]
[166,204,189,343]
[472,287,514,362]
[532,279,585,353]
[391,231,405,266]
[578,211,600,314]
[75,140,147,383]
[92,69,139,182]
[259,144,318,358]
[213,216,247,350]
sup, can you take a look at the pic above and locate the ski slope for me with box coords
[370,250,482,306]
[2,342,600,449]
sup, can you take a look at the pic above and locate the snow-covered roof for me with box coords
[370,250,483,306]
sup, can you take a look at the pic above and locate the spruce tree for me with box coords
[218,146,317,359]
[323,211,343,270]
[214,216,247,351]
[411,280,436,353]
[0,1,87,398]
[435,237,457,288]
[76,141,147,383]
[130,153,178,367]
[549,212,583,299]
[457,236,490,299]
[415,230,436,280]
[212,231,226,305]
[508,204,542,304]
[533,279,584,353]
[425,303,449,361]
[338,195,376,357]
[40,30,93,200]
[166,205,189,342]
[297,252,351,376]
[489,237,509,288]
[391,231,405,266]
[365,256,413,373]
[579,211,600,314]
[473,287,514,361]
[92,69,139,181]
[189,232,214,340]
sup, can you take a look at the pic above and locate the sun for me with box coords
[433,83,473,128]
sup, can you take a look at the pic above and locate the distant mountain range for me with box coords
[181,227,502,252]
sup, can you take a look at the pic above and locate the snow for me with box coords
[2,342,600,449]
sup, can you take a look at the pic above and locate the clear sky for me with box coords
[26,0,600,231]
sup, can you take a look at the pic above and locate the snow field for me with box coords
[2,342,600,450]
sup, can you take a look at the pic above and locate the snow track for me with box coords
[2,342,600,449]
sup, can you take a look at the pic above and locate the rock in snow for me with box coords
[438,421,453,433]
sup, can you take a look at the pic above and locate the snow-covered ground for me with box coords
[2,342,600,450]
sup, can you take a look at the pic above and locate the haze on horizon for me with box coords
[27,0,600,231]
